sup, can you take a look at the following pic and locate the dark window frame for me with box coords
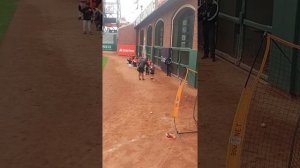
[147,26,153,46]
[155,20,164,46]
[172,8,195,48]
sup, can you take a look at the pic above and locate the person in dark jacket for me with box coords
[199,0,219,62]
[79,2,93,34]
[94,7,102,31]
[137,57,147,80]
[165,57,172,76]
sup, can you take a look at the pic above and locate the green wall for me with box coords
[188,50,198,88]
[269,0,300,95]
[0,0,17,43]
[103,33,117,51]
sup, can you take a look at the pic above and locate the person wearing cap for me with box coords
[199,0,219,62]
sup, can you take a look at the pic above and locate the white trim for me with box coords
[171,4,196,48]
[154,18,164,27]
[147,24,153,30]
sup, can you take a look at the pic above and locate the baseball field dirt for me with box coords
[103,52,198,168]
[103,52,250,168]
[197,56,251,167]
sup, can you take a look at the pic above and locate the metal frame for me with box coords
[217,0,273,66]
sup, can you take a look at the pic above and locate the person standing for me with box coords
[79,2,93,34]
[94,7,103,31]
[165,56,172,77]
[149,62,155,79]
[199,0,219,62]
[137,57,147,80]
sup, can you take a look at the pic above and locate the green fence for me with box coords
[144,46,197,88]
[170,47,197,88]
[103,33,117,51]
[146,45,152,59]
[137,45,153,59]
[152,46,163,67]
[215,0,300,95]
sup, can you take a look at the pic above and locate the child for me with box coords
[132,56,137,67]
[149,63,155,79]
[127,57,132,64]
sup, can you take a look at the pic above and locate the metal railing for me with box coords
[217,10,272,66]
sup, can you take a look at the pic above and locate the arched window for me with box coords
[155,21,164,46]
[139,29,144,45]
[147,26,152,46]
[172,7,195,48]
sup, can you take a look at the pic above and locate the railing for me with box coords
[146,45,152,59]
[136,45,197,87]
[137,45,153,58]
[217,11,272,66]
[170,47,190,76]
[152,46,163,67]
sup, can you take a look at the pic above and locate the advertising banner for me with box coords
[103,33,117,51]
[118,45,136,56]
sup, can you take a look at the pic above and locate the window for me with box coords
[147,26,152,46]
[172,7,195,48]
[155,20,164,46]
[139,29,144,45]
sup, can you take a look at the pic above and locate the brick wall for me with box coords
[136,0,198,50]
[118,24,136,45]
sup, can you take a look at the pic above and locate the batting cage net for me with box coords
[226,33,300,168]
[172,68,198,135]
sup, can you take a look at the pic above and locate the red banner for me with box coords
[118,45,136,56]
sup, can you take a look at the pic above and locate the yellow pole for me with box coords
[226,33,271,168]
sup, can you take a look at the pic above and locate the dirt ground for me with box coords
[102,50,254,168]
[197,56,250,168]
[103,52,198,168]
[0,0,101,167]
[241,82,300,167]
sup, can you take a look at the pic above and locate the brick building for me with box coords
[117,24,136,56]
[134,0,198,87]
[117,0,300,92]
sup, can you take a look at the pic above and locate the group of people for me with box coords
[127,56,155,80]
[78,0,102,34]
